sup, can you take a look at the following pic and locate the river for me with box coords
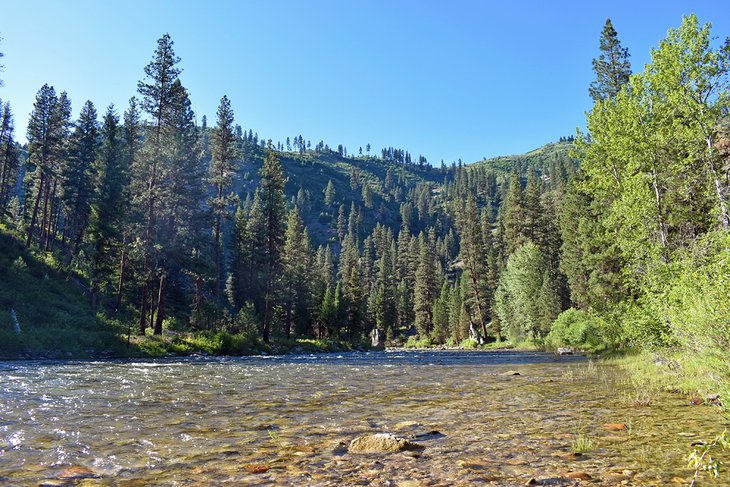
[0,351,725,486]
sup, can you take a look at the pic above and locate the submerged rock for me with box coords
[59,466,98,480]
[349,433,423,453]
[563,471,591,480]
[243,464,270,474]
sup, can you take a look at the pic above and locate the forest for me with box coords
[0,15,729,395]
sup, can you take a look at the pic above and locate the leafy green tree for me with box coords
[495,242,548,341]
[589,19,632,103]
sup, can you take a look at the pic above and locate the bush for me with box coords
[404,336,431,348]
[545,308,606,350]
[459,338,479,349]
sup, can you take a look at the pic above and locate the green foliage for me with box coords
[404,335,432,349]
[495,242,551,341]
[544,308,617,350]
[459,338,479,349]
[572,434,596,453]
[688,430,730,485]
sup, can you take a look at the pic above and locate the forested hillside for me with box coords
[1,13,729,400]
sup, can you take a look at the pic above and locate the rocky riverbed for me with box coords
[0,351,726,485]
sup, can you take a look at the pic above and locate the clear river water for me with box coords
[0,350,726,486]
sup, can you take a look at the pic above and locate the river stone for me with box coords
[59,466,98,480]
[563,471,591,480]
[243,464,270,474]
[349,433,423,453]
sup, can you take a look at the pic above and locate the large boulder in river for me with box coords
[370,328,385,348]
[350,433,423,453]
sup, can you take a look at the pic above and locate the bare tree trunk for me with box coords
[707,137,729,231]
[116,241,127,312]
[154,274,166,335]
[26,171,45,247]
[139,283,147,335]
[214,214,221,305]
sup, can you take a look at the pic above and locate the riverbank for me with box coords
[0,330,369,361]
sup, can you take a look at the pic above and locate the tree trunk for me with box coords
[139,282,147,335]
[214,214,221,305]
[153,274,165,335]
[263,280,272,343]
[26,171,45,247]
[707,137,729,231]
[39,177,51,250]
[116,242,127,312]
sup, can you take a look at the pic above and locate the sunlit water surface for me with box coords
[0,351,726,486]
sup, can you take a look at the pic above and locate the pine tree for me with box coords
[0,102,20,218]
[432,282,450,344]
[259,143,287,342]
[63,100,99,258]
[25,86,72,250]
[337,204,346,242]
[345,266,364,340]
[324,179,336,207]
[414,232,437,338]
[502,171,527,256]
[88,105,126,310]
[375,239,397,335]
[114,97,142,311]
[456,195,490,338]
[282,206,312,338]
[589,18,631,103]
[209,95,238,305]
[134,33,182,335]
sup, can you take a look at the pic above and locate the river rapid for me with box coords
[0,351,726,486]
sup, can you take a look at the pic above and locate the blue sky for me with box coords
[1,1,728,164]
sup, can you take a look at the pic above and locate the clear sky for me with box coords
[1,1,728,164]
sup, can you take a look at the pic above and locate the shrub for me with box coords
[404,336,431,348]
[459,338,479,349]
[545,308,606,350]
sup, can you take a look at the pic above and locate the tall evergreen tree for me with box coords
[259,143,287,342]
[88,105,126,310]
[209,95,238,305]
[589,18,632,103]
[456,195,490,338]
[62,100,98,258]
[414,232,437,337]
[134,33,182,334]
[282,206,312,338]
[0,102,20,218]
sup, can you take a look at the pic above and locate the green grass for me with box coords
[571,433,596,453]
[0,230,127,359]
